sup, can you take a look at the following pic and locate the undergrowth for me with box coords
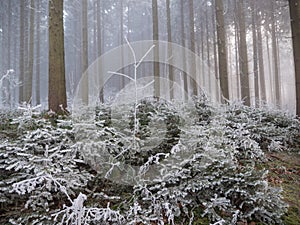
[0,99,299,224]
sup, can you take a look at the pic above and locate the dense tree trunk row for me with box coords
[0,0,299,115]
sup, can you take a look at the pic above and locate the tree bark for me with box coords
[215,0,229,103]
[251,0,259,107]
[152,0,160,98]
[19,0,25,103]
[24,0,35,103]
[265,29,273,103]
[237,0,250,106]
[180,0,188,101]
[0,9,2,79]
[200,21,205,88]
[257,10,266,104]
[234,3,240,100]
[7,1,12,106]
[289,0,300,116]
[212,1,220,102]
[166,0,174,100]
[48,0,67,114]
[120,0,125,90]
[1,1,12,107]
[205,8,212,96]
[97,0,104,103]
[23,2,29,102]
[189,0,198,96]
[81,0,89,104]
[270,1,281,106]
[93,1,97,61]
[36,0,41,105]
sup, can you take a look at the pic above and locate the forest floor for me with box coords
[263,152,300,225]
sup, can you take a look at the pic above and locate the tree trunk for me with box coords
[215,0,229,103]
[24,0,35,103]
[36,0,41,105]
[211,2,220,102]
[0,10,2,80]
[200,21,205,88]
[252,0,259,107]
[205,8,212,96]
[270,1,281,107]
[12,5,19,107]
[237,0,250,106]
[48,0,67,114]
[81,0,89,104]
[234,3,240,100]
[6,1,12,106]
[180,0,188,101]
[1,1,11,107]
[93,1,97,61]
[152,0,160,98]
[228,35,233,99]
[97,0,104,103]
[166,0,174,100]
[257,10,266,104]
[120,0,125,90]
[289,0,300,116]
[265,30,273,103]
[189,0,198,96]
[19,0,25,103]
[0,3,6,107]
[23,2,29,102]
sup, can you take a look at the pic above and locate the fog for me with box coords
[0,0,296,113]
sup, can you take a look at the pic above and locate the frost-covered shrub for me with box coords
[122,114,287,224]
[192,94,214,125]
[0,110,22,143]
[127,98,181,163]
[53,193,125,225]
[72,99,288,225]
[0,109,92,224]
[0,110,20,130]
[1,99,296,224]
[223,102,300,152]
[9,103,45,132]
[77,98,181,179]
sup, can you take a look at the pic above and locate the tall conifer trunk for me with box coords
[48,0,67,114]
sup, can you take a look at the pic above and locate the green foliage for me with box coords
[283,207,300,225]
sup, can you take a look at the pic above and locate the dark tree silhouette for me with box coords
[289,0,300,116]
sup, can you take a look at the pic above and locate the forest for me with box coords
[0,0,300,224]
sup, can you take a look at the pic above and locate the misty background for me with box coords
[0,0,296,112]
